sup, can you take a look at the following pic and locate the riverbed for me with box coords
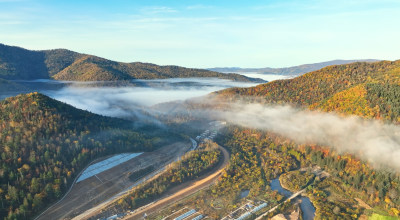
[270,178,316,220]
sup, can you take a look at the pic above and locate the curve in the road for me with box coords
[124,145,230,220]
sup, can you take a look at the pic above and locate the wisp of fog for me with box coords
[218,103,400,172]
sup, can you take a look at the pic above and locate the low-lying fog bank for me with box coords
[215,103,400,172]
[229,72,294,81]
[47,78,258,118]
[4,78,399,172]
[0,78,259,117]
[152,97,400,172]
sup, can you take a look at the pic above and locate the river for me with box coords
[270,178,316,220]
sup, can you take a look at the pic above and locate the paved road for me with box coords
[124,145,230,220]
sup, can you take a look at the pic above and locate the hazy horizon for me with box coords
[1,0,399,68]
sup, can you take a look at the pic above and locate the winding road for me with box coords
[123,145,230,220]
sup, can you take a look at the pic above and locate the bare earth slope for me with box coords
[37,141,191,220]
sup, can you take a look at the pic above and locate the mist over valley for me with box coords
[1,1,400,217]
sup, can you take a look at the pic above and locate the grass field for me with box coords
[369,213,399,220]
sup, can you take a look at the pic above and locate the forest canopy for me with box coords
[0,92,171,219]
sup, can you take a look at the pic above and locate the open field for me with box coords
[37,141,191,220]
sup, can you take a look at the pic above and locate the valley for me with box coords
[0,45,399,220]
[1,1,400,219]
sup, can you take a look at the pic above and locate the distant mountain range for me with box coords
[208,59,379,76]
[0,43,263,82]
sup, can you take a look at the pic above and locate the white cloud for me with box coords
[186,4,214,10]
[140,6,177,14]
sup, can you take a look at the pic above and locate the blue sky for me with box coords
[0,0,399,68]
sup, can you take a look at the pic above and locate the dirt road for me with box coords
[37,141,191,220]
[124,145,230,220]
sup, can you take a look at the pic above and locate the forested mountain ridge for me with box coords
[209,59,379,75]
[0,92,162,219]
[0,44,263,82]
[214,60,400,122]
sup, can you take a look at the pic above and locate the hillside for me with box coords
[209,59,379,76]
[0,93,173,219]
[203,60,400,219]
[215,60,400,122]
[52,56,260,82]
[0,44,263,82]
